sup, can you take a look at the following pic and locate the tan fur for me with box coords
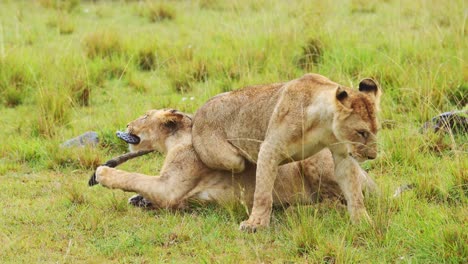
[95,109,376,214]
[192,73,381,231]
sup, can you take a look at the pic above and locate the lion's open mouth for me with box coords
[116,131,140,144]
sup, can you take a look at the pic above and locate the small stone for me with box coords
[61,131,99,148]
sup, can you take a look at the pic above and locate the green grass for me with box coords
[0,0,466,262]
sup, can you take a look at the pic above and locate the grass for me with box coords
[0,0,466,262]
[137,1,176,23]
[82,30,124,59]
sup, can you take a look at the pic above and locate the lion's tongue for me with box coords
[116,131,140,144]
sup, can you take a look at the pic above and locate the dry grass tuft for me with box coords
[350,0,377,13]
[34,85,72,138]
[138,2,176,22]
[64,184,88,205]
[48,146,102,170]
[0,55,36,107]
[167,60,209,93]
[442,224,468,262]
[47,14,75,34]
[137,46,157,71]
[128,72,150,93]
[68,73,91,107]
[296,39,323,70]
[38,0,80,13]
[83,31,124,59]
[447,84,467,107]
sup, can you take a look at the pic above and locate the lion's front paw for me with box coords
[239,216,270,233]
[95,166,112,185]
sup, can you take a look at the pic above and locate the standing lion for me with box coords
[192,73,381,231]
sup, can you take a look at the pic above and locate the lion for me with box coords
[192,73,381,231]
[92,108,376,213]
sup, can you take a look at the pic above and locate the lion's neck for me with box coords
[164,132,192,152]
[306,90,336,125]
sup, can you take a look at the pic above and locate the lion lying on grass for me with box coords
[90,108,376,213]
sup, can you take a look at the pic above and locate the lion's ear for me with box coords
[358,78,381,109]
[164,109,184,122]
[162,109,184,130]
[335,87,353,115]
[358,78,378,93]
[164,120,178,131]
[336,86,348,101]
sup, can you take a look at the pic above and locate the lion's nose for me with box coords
[367,154,376,160]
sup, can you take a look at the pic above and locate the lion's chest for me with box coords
[287,126,332,161]
[286,99,336,161]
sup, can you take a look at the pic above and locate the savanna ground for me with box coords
[0,0,466,263]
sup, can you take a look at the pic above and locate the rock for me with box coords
[61,131,99,148]
[421,110,467,134]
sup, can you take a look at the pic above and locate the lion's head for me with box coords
[117,109,192,153]
[333,78,381,161]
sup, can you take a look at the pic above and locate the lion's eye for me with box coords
[357,130,368,139]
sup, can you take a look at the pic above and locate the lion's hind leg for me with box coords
[193,130,246,173]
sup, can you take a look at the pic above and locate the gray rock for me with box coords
[61,131,99,148]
